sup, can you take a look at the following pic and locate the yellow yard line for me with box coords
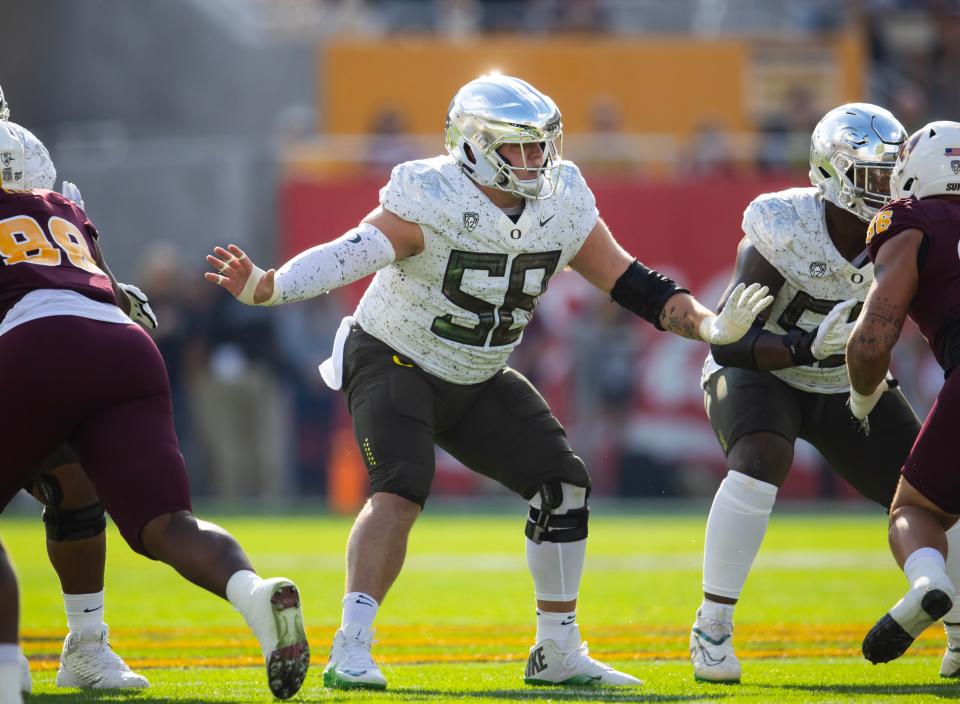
[25,646,946,672]
[22,623,944,639]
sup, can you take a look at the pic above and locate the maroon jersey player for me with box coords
[847,121,960,666]
[0,122,308,701]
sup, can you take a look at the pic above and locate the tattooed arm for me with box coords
[571,219,771,342]
[570,217,715,340]
[846,228,922,394]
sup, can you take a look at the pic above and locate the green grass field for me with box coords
[6,508,959,703]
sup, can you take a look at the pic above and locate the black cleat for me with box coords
[863,588,954,664]
[863,614,916,663]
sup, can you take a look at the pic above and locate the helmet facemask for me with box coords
[476,121,563,200]
[833,154,895,220]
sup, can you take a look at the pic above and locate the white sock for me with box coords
[64,591,105,635]
[698,598,735,625]
[942,523,960,634]
[702,470,778,600]
[226,569,263,613]
[341,592,378,636]
[904,547,947,587]
[0,660,22,704]
[525,538,585,602]
[0,644,22,704]
[0,644,20,666]
[536,609,576,645]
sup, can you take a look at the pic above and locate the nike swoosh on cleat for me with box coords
[692,627,730,647]
[539,215,555,227]
[696,643,727,666]
[341,669,368,677]
[348,235,362,243]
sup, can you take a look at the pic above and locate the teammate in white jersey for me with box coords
[691,104,960,683]
[206,74,771,689]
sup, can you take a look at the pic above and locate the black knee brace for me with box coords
[525,480,589,544]
[42,501,107,542]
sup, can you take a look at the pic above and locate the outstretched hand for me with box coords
[811,298,858,360]
[702,282,774,345]
[204,244,277,305]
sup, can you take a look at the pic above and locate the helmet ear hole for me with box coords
[902,177,915,192]
[818,166,831,179]
[463,143,477,165]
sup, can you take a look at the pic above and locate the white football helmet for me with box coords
[0,121,25,189]
[0,84,8,121]
[0,122,56,191]
[809,103,906,221]
[891,121,960,200]
[445,74,563,200]
[7,122,56,190]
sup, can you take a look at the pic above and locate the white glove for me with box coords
[699,282,774,345]
[810,298,859,360]
[120,283,158,330]
[847,379,896,436]
[61,180,84,210]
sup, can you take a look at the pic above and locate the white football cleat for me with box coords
[55,626,149,689]
[940,644,960,678]
[242,577,310,699]
[690,608,741,683]
[523,626,641,686]
[323,626,387,690]
[863,572,956,664]
[18,654,30,696]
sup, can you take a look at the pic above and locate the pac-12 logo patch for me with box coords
[463,212,479,232]
[0,152,12,168]
[952,160,960,175]
[809,261,827,278]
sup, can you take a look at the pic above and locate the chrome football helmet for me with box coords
[0,121,26,190]
[891,121,960,200]
[0,84,8,121]
[809,103,907,221]
[445,74,563,200]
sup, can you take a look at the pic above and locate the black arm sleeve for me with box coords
[610,260,689,330]
[710,319,767,369]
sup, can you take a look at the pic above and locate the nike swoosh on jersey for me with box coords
[539,215,556,227]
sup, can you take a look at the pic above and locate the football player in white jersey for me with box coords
[690,104,960,683]
[206,74,772,689]
[0,90,153,693]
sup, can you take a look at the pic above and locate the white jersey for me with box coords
[703,187,872,393]
[355,155,598,384]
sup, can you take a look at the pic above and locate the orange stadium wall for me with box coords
[279,174,866,509]
[321,35,864,138]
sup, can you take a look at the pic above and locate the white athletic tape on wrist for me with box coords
[237,264,279,306]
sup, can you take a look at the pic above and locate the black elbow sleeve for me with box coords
[710,319,766,369]
[610,260,688,330]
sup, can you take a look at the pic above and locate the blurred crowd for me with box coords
[7,0,955,506]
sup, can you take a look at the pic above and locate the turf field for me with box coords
[6,507,958,702]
